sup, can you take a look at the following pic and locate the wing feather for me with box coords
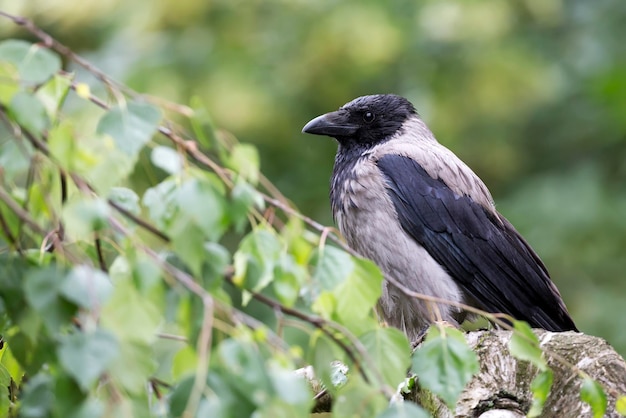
[376,154,577,331]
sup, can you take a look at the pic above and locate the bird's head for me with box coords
[302,94,418,149]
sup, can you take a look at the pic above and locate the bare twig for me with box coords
[0,186,46,236]
[0,204,21,253]
[94,236,107,272]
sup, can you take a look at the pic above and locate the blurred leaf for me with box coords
[332,375,388,418]
[308,332,342,394]
[267,362,313,415]
[360,327,410,388]
[151,145,183,174]
[48,121,77,170]
[0,61,19,104]
[411,326,479,408]
[60,265,113,310]
[8,91,50,136]
[62,197,110,241]
[0,255,30,323]
[36,73,71,119]
[376,402,430,418]
[0,136,33,182]
[101,279,161,344]
[24,266,76,333]
[108,340,157,395]
[107,187,140,215]
[233,227,282,294]
[190,95,217,149]
[580,377,607,418]
[57,329,119,391]
[333,257,382,325]
[0,40,61,84]
[230,178,264,232]
[169,175,229,241]
[273,254,307,307]
[616,395,626,415]
[171,345,198,381]
[18,373,54,418]
[96,102,161,158]
[527,369,553,418]
[509,321,547,371]
[226,143,260,185]
[312,246,354,292]
[0,364,10,416]
[171,221,206,276]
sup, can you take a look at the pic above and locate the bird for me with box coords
[302,94,577,341]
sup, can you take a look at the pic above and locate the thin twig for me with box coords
[0,187,46,236]
[94,236,107,272]
[0,205,21,254]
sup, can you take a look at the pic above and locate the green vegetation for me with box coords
[0,1,625,416]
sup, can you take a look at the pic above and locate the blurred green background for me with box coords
[2,0,625,355]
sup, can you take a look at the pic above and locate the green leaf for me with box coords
[96,102,161,158]
[273,254,307,307]
[18,373,54,418]
[171,221,206,276]
[151,145,183,174]
[0,364,11,416]
[108,340,157,394]
[333,257,383,325]
[36,73,72,119]
[167,176,229,243]
[233,227,283,294]
[217,339,275,407]
[580,377,607,418]
[411,326,479,408]
[226,143,260,185]
[508,320,547,371]
[24,266,77,333]
[8,91,50,136]
[312,246,354,292]
[60,265,113,310]
[332,375,388,418]
[0,135,33,182]
[57,329,119,391]
[48,120,77,170]
[360,328,411,388]
[308,332,343,394]
[101,279,161,344]
[0,61,20,104]
[62,197,110,241]
[376,402,430,418]
[527,369,553,417]
[0,255,31,323]
[267,362,313,414]
[616,395,626,415]
[108,187,140,216]
[0,40,61,84]
[142,177,178,229]
[230,178,264,232]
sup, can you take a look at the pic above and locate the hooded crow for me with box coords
[302,94,577,340]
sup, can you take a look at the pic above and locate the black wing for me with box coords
[376,154,577,331]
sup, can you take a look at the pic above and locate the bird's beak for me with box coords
[302,110,359,137]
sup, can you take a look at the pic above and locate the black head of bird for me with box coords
[302,94,577,341]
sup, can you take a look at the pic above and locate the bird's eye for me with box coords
[363,111,375,123]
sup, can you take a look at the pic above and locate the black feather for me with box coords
[376,154,578,332]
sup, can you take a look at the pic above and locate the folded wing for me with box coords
[376,154,577,331]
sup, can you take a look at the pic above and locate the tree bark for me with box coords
[309,330,626,417]
[407,330,626,417]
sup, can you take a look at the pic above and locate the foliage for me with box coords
[2,0,626,357]
[0,35,431,417]
[0,11,625,418]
